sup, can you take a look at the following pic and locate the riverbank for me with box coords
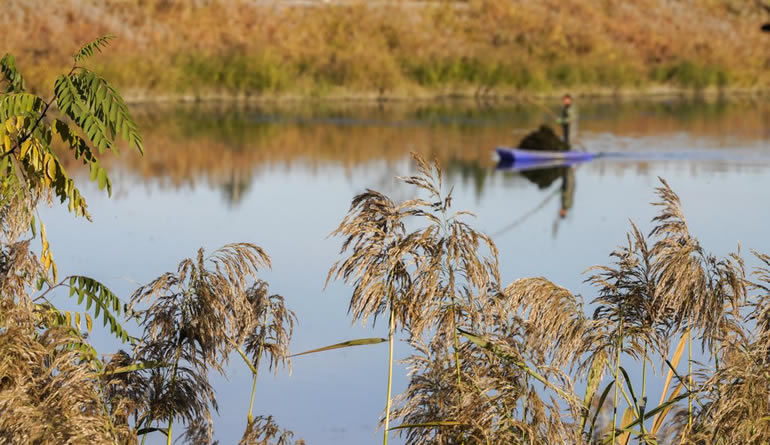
[115,85,769,105]
[4,0,769,101]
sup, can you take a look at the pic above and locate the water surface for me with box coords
[40,98,769,444]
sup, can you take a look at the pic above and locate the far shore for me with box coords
[120,85,770,106]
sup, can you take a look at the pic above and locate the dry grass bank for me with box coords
[2,0,769,100]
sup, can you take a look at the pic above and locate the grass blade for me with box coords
[388,421,462,431]
[99,360,167,376]
[618,366,640,415]
[602,391,691,444]
[651,382,684,435]
[290,338,387,357]
[617,407,635,445]
[459,328,579,406]
[652,332,688,432]
[137,427,168,436]
[581,352,606,430]
[589,380,615,440]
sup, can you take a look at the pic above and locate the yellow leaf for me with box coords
[75,312,81,331]
[65,311,72,327]
[51,260,58,282]
[20,139,31,157]
[44,154,55,180]
[652,382,684,435]
[3,134,10,153]
[618,407,635,445]
[85,313,93,332]
[652,331,689,432]
[48,158,57,181]
[5,118,14,133]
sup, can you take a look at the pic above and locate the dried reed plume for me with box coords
[328,153,500,443]
[239,415,304,445]
[683,251,770,444]
[240,281,297,429]
[382,169,766,445]
[128,243,271,443]
[0,310,129,444]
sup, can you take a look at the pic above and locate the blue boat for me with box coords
[495,147,595,164]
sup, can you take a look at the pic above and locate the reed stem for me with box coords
[640,343,648,443]
[247,374,258,424]
[246,312,268,425]
[642,344,647,401]
[166,339,183,445]
[450,297,462,397]
[383,305,395,445]
[612,319,623,445]
[247,347,263,423]
[688,322,693,429]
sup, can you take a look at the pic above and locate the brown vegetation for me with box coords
[3,0,769,99]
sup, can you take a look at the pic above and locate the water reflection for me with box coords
[489,163,578,239]
[53,98,769,204]
[221,171,254,206]
[39,98,770,444]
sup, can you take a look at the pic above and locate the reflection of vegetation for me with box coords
[446,157,490,200]
[221,171,253,206]
[72,98,763,199]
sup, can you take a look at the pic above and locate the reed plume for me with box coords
[327,157,429,443]
[239,415,304,445]
[683,251,770,444]
[328,153,501,442]
[0,310,127,444]
[128,243,271,443]
[240,280,296,426]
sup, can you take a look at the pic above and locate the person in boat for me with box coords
[515,94,575,152]
[555,94,577,147]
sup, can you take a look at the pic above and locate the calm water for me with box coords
[40,98,769,444]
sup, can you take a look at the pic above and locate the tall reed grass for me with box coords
[3,145,770,443]
[3,39,770,442]
[310,153,768,444]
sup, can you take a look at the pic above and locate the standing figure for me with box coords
[556,94,578,147]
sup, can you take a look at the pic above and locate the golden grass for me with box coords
[3,0,769,99]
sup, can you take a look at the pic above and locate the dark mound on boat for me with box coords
[518,125,569,151]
